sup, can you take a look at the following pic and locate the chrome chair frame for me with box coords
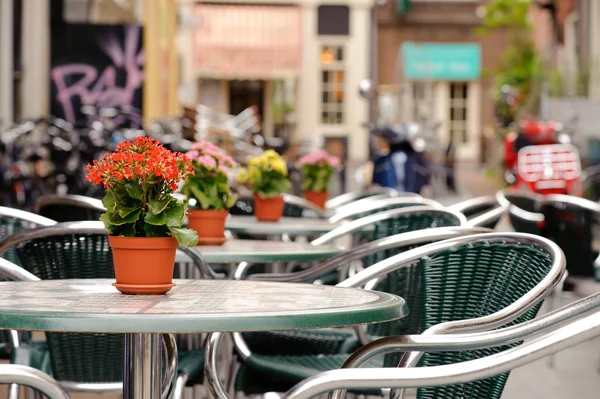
[207,232,563,399]
[281,193,328,218]
[280,306,600,399]
[496,189,545,225]
[312,207,466,248]
[33,194,105,215]
[0,364,72,399]
[0,221,215,280]
[447,196,508,228]
[329,197,443,223]
[325,187,399,210]
[0,207,57,228]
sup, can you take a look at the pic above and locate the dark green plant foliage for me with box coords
[252,169,292,199]
[182,162,238,210]
[101,179,198,246]
[301,164,335,192]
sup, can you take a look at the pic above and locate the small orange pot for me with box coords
[188,209,229,245]
[108,236,178,295]
[304,191,328,209]
[253,194,284,222]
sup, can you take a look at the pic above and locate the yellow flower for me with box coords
[270,159,288,176]
[263,149,279,159]
[248,156,261,168]
[236,168,250,184]
[249,166,261,181]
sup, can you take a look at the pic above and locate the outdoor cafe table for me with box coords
[0,279,407,399]
[176,239,343,264]
[225,215,340,236]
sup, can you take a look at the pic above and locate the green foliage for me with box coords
[100,178,198,246]
[477,0,530,32]
[251,168,292,199]
[182,162,239,210]
[301,164,335,192]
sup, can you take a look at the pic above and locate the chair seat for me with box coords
[235,353,383,395]
[177,349,205,385]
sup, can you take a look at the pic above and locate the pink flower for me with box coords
[328,155,341,168]
[222,155,237,168]
[297,150,339,168]
[219,165,230,175]
[186,150,199,160]
[196,155,217,169]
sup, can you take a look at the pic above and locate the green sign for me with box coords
[400,42,481,81]
[396,0,410,13]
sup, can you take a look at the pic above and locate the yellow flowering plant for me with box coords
[237,150,291,198]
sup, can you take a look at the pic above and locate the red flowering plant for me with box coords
[85,137,199,246]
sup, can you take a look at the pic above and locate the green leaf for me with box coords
[143,223,169,237]
[102,191,117,211]
[165,203,185,227]
[190,185,210,209]
[225,193,239,209]
[115,223,137,237]
[118,203,141,218]
[99,213,117,233]
[109,208,141,226]
[168,227,199,247]
[148,196,172,215]
[125,180,143,200]
[144,210,167,226]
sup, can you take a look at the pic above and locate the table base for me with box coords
[123,333,162,399]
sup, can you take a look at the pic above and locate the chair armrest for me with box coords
[240,227,490,282]
[177,247,218,280]
[0,364,70,399]
[447,196,497,214]
[465,206,507,228]
[279,309,600,399]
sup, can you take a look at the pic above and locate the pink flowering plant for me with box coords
[182,141,239,210]
[297,150,341,192]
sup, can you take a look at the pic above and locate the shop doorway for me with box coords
[229,80,265,131]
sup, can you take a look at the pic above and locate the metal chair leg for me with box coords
[547,271,568,368]
[8,383,20,399]
[173,374,188,399]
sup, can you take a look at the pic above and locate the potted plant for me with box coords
[237,149,291,222]
[85,137,198,295]
[297,149,340,209]
[182,141,238,245]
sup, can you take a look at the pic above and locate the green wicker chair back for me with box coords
[36,204,103,223]
[505,194,542,235]
[415,242,552,399]
[0,215,30,266]
[14,233,122,383]
[364,213,461,343]
[540,202,596,277]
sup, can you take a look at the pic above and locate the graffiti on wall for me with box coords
[50,23,144,128]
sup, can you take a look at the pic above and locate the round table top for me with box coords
[0,279,407,334]
[176,239,343,263]
[226,216,339,236]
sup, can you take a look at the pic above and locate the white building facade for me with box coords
[177,0,373,162]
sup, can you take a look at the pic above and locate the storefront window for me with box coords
[449,82,468,143]
[320,45,345,125]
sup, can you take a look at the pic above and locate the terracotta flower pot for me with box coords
[304,191,328,209]
[188,209,229,245]
[108,236,178,295]
[253,194,284,222]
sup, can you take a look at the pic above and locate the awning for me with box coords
[193,4,302,79]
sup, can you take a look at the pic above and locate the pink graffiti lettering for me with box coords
[51,25,144,127]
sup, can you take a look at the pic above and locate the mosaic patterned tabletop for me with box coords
[226,216,341,235]
[0,279,407,334]
[176,239,344,264]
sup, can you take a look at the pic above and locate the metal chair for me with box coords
[0,364,72,399]
[0,207,55,361]
[325,186,399,210]
[496,189,544,234]
[329,197,443,223]
[34,194,105,222]
[447,196,508,229]
[538,194,600,279]
[229,194,327,219]
[207,232,563,398]
[0,221,213,398]
[270,295,600,399]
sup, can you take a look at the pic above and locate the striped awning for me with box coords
[192,4,302,78]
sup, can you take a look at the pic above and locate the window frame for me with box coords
[319,41,347,126]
